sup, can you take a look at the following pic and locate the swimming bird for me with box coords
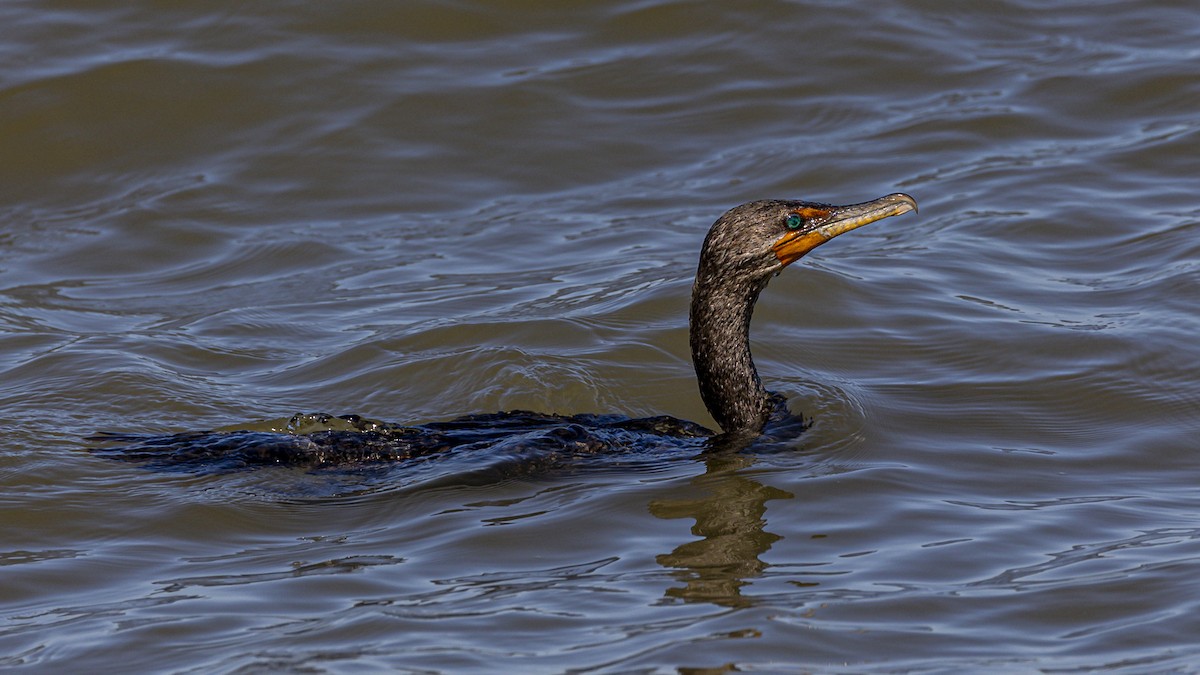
[90,193,916,471]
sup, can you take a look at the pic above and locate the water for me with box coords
[3,0,1199,671]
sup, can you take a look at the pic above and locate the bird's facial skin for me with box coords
[771,193,917,267]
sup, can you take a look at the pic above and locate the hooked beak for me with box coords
[771,192,917,267]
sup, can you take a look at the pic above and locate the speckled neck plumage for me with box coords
[689,264,774,435]
[688,208,779,435]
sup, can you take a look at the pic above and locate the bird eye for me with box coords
[785,214,804,230]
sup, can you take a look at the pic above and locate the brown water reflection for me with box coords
[652,453,792,608]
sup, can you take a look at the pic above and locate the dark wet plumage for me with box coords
[90,411,714,473]
[89,194,916,470]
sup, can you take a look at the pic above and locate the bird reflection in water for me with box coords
[651,449,793,608]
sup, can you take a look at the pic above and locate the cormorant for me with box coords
[90,193,916,471]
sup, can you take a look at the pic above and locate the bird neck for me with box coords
[689,270,773,434]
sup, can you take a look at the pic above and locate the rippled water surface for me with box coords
[3,1,1200,671]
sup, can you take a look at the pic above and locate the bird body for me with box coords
[91,193,916,469]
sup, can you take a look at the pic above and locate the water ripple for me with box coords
[4,0,1200,671]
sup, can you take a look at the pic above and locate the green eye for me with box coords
[785,214,804,230]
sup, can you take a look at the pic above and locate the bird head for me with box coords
[699,192,918,283]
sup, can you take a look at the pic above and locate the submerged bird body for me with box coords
[91,193,916,469]
[91,410,714,474]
